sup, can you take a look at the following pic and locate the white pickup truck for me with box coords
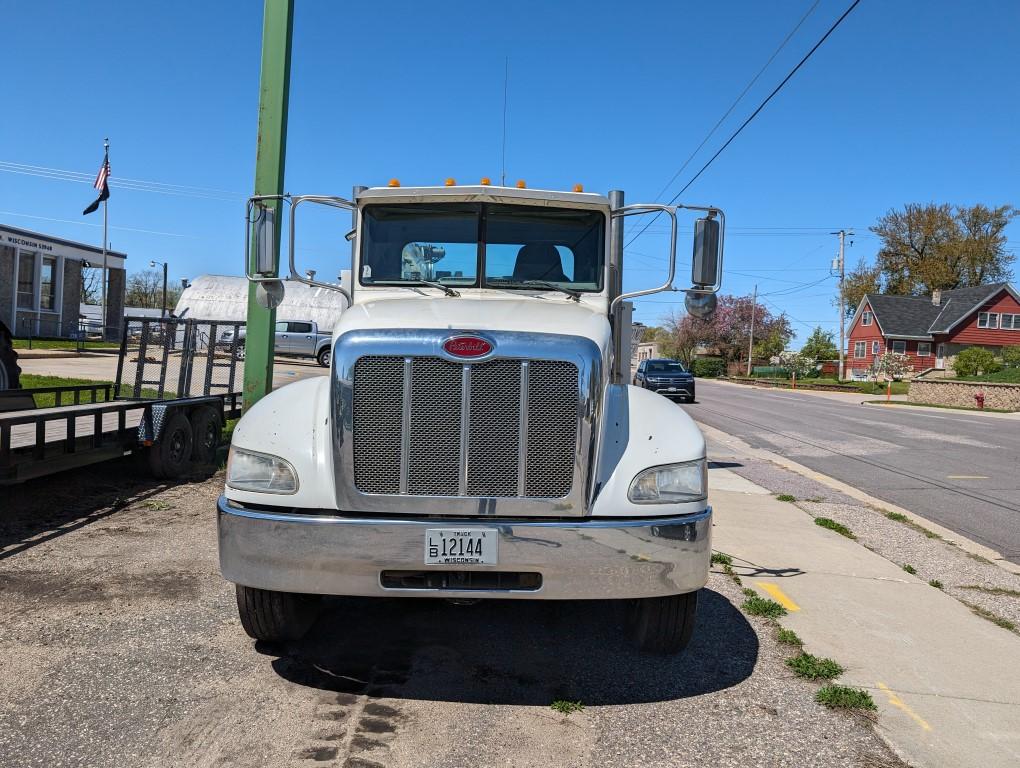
[219,182,724,653]
[221,320,333,367]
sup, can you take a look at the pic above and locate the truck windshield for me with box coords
[359,203,604,292]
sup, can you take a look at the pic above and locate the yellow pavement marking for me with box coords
[946,475,989,480]
[755,581,800,612]
[877,682,932,731]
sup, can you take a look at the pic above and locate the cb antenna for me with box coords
[501,57,509,186]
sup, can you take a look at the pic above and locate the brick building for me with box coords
[0,224,126,338]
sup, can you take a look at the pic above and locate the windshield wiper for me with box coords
[379,280,460,297]
[487,278,580,301]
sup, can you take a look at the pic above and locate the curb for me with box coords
[860,400,1020,420]
[697,420,1020,577]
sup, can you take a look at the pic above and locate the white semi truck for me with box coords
[219,182,724,653]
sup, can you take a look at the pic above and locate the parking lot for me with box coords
[0,460,901,768]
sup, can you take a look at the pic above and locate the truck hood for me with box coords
[335,295,612,350]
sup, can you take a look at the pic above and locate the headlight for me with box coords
[628,459,706,504]
[226,446,298,494]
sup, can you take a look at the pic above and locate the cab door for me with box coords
[274,321,293,354]
[286,321,315,355]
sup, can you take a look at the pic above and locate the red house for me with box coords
[846,282,1020,378]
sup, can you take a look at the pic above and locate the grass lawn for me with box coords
[953,368,1020,383]
[13,339,118,350]
[744,376,910,395]
[18,374,115,408]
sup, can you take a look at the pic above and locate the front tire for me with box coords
[629,591,698,653]
[235,584,321,642]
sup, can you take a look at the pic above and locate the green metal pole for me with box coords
[243,0,293,411]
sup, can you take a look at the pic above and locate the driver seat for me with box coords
[512,244,569,283]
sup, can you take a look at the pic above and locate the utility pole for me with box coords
[243,0,294,410]
[101,138,109,339]
[746,284,757,376]
[831,229,852,381]
[150,260,168,317]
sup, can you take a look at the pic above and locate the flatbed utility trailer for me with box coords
[0,317,244,485]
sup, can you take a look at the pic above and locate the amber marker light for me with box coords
[480,177,491,185]
[516,180,527,188]
[388,179,400,187]
[573,183,584,192]
[445,178,457,186]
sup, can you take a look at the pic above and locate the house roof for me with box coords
[857,282,1015,339]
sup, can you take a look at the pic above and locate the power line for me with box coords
[626,0,863,249]
[644,0,822,205]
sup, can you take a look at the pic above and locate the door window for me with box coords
[274,322,288,332]
[287,322,313,333]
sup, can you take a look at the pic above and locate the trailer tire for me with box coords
[235,584,320,643]
[148,412,194,479]
[317,347,331,368]
[629,590,698,654]
[190,406,222,466]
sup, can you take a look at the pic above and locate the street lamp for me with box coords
[150,260,168,317]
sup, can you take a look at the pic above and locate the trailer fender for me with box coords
[590,384,708,518]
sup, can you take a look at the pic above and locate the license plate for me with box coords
[425,529,498,565]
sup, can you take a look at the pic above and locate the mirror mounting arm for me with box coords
[607,203,725,313]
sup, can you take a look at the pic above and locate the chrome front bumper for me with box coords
[217,496,711,600]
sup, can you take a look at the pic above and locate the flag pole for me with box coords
[101,137,109,339]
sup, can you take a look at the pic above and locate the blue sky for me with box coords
[2,0,1017,343]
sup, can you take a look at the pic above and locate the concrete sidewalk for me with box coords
[709,465,1020,768]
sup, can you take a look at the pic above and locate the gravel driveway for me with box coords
[0,461,901,767]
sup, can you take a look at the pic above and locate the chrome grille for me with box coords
[407,358,462,495]
[351,357,405,494]
[526,361,579,498]
[467,360,521,496]
[352,356,578,498]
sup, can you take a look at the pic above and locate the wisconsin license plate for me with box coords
[425,529,498,565]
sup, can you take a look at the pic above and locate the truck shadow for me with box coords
[267,588,757,705]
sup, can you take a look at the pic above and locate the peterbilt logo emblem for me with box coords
[443,335,493,358]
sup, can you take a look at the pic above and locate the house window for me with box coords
[40,256,57,311]
[977,312,999,329]
[1000,314,1018,330]
[871,341,880,355]
[854,341,866,358]
[918,342,931,357]
[891,340,907,354]
[16,251,37,309]
[862,310,873,326]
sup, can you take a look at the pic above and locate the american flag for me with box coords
[93,156,110,190]
[83,150,111,216]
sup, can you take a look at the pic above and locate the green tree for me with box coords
[800,326,838,361]
[841,258,882,317]
[871,203,1017,296]
[640,325,661,343]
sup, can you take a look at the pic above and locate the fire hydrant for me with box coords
[975,392,985,410]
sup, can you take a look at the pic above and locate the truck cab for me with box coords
[219,183,724,653]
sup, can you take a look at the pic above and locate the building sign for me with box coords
[4,234,54,252]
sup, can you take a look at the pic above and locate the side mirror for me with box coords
[692,216,720,288]
[254,206,277,274]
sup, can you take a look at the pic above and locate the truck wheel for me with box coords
[317,347,331,368]
[235,584,321,642]
[148,412,194,479]
[234,345,245,361]
[190,406,222,466]
[629,590,698,654]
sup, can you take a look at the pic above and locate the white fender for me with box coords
[225,376,336,509]
[590,384,708,517]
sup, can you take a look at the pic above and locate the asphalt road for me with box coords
[684,380,1020,563]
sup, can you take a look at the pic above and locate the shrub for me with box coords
[690,357,725,378]
[954,347,1001,377]
[1002,346,1020,368]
